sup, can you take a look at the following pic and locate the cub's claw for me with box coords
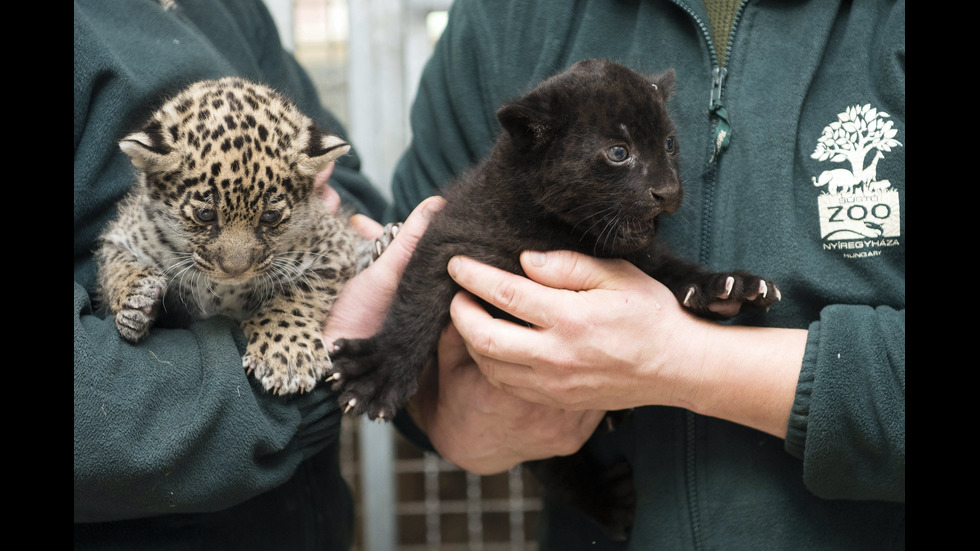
[683,287,694,307]
[242,323,332,395]
[373,222,403,260]
[330,336,419,421]
[356,222,405,273]
[679,271,780,319]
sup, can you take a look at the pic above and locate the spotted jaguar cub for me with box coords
[97,77,364,394]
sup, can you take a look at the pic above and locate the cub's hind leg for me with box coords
[331,266,457,421]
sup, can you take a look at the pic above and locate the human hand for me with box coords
[415,321,606,475]
[448,250,807,438]
[321,192,446,345]
[447,250,705,412]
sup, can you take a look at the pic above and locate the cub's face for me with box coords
[498,60,681,255]
[119,78,349,284]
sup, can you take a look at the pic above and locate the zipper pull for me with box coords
[709,67,727,110]
[709,67,731,161]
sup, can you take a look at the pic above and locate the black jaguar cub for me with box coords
[332,59,779,539]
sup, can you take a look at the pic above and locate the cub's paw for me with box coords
[242,324,331,394]
[114,276,166,343]
[373,222,403,261]
[330,337,416,421]
[679,271,781,319]
[355,222,403,272]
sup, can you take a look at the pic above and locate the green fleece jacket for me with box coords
[389,0,905,549]
[73,1,386,548]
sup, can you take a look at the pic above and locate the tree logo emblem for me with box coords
[811,104,902,255]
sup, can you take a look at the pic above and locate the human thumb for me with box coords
[519,250,633,292]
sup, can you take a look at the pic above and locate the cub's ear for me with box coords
[300,130,351,175]
[496,97,556,153]
[650,68,676,101]
[119,121,178,172]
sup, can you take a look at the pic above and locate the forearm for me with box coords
[663,319,808,439]
[448,252,807,441]
[74,283,337,521]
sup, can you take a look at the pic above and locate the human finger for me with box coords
[519,250,637,292]
[447,256,565,329]
[371,196,445,277]
[322,196,444,344]
[449,290,547,372]
[350,213,383,239]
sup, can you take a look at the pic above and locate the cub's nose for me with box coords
[218,253,252,277]
[647,185,683,216]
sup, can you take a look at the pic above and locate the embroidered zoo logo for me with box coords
[810,104,902,258]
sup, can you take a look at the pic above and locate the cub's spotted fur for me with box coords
[97,77,363,394]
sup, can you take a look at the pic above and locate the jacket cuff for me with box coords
[784,320,820,459]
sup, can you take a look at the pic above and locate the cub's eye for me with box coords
[605,145,630,164]
[260,210,283,225]
[194,208,216,224]
[665,136,677,155]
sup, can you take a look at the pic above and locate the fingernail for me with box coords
[422,196,446,218]
[448,256,460,278]
[529,251,547,267]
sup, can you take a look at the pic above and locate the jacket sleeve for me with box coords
[785,305,905,503]
[74,281,343,522]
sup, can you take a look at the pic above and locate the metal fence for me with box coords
[340,418,542,551]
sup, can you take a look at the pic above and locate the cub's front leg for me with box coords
[330,269,457,420]
[97,242,167,343]
[241,289,338,395]
[639,247,781,320]
[329,332,427,421]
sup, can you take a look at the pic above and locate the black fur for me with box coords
[332,59,778,540]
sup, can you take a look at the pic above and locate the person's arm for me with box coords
[446,251,805,439]
[74,277,342,522]
[440,250,904,501]
[386,0,530,221]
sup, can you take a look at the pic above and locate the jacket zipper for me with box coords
[668,2,747,549]
[709,66,730,162]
